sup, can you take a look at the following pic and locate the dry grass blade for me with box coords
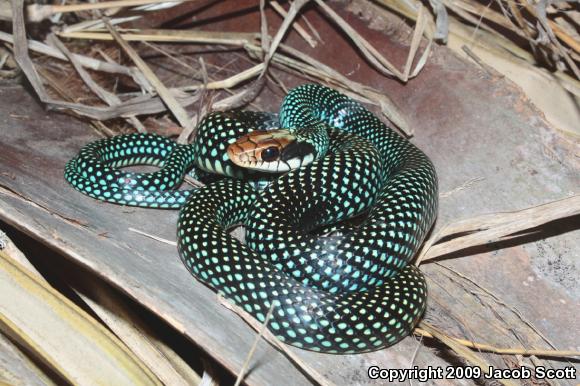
[265,0,311,64]
[128,228,177,245]
[206,0,313,113]
[531,0,580,79]
[403,5,429,81]
[260,0,270,55]
[417,195,580,264]
[57,30,259,46]
[234,303,276,386]
[62,16,142,34]
[313,0,403,79]
[47,34,147,133]
[64,91,200,121]
[27,0,194,22]
[180,63,265,92]
[10,0,52,102]
[270,1,317,48]
[211,77,265,110]
[48,35,117,103]
[103,18,194,134]
[419,323,518,386]
[446,0,529,40]
[0,31,146,83]
[9,3,180,120]
[218,297,335,386]
[244,42,414,135]
[49,22,415,133]
[9,0,110,114]
[177,56,209,143]
[415,324,580,358]
[434,262,560,350]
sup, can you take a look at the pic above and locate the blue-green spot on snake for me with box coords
[65,84,438,354]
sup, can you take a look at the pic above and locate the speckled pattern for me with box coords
[65,84,438,353]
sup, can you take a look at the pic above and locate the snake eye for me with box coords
[261,146,280,162]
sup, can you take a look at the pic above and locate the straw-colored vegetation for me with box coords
[0,0,578,385]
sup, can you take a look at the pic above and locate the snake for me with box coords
[65,84,438,354]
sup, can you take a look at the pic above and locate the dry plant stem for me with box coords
[268,71,289,94]
[373,0,427,30]
[27,0,194,22]
[210,0,312,112]
[37,67,117,138]
[264,0,311,65]
[249,42,413,135]
[52,26,412,134]
[415,325,580,358]
[48,35,117,103]
[440,0,579,77]
[447,0,530,41]
[417,195,580,264]
[177,57,209,143]
[260,0,270,56]
[313,0,402,79]
[128,228,177,246]
[270,1,317,48]
[435,263,558,350]
[446,1,501,39]
[138,42,251,94]
[426,276,504,346]
[61,16,140,34]
[8,7,175,121]
[47,34,146,133]
[461,45,499,76]
[69,91,199,121]
[494,0,534,49]
[141,40,197,73]
[449,0,580,78]
[408,334,423,369]
[218,297,334,386]
[532,1,580,79]
[234,303,276,386]
[300,12,322,43]
[11,0,55,102]
[418,323,518,386]
[103,19,194,134]
[0,31,145,84]
[403,5,429,81]
[516,0,580,55]
[505,0,534,40]
[57,30,259,46]
[9,0,106,115]
[180,63,265,92]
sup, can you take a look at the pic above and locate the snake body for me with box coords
[65,84,438,353]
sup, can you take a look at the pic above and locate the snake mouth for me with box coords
[227,129,316,172]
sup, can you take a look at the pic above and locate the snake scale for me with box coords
[65,84,438,353]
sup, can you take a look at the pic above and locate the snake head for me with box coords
[227,129,316,173]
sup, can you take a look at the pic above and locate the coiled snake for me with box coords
[65,84,438,353]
